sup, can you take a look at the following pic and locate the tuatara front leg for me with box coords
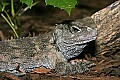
[55,59,96,75]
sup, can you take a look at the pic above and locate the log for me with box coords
[91,0,120,57]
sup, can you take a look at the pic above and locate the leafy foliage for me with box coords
[45,0,77,14]
[0,0,78,38]
[0,1,19,38]
[0,1,9,12]
[20,0,77,14]
[20,0,33,8]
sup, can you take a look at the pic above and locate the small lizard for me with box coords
[0,17,97,75]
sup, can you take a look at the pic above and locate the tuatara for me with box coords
[0,17,97,75]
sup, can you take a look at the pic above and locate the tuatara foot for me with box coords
[55,60,96,75]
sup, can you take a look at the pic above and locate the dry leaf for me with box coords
[31,68,51,74]
[2,73,20,80]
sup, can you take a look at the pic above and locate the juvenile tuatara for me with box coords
[0,17,97,75]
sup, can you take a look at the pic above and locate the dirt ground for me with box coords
[0,0,120,80]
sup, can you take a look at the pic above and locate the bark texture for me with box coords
[91,0,120,56]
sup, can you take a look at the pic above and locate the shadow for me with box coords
[68,40,97,61]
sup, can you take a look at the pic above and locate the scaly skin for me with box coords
[0,17,97,75]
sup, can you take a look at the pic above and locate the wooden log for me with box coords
[91,0,120,57]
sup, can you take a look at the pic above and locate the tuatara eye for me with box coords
[71,26,81,33]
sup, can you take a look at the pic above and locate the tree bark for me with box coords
[91,0,120,57]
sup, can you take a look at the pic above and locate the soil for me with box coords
[0,0,120,80]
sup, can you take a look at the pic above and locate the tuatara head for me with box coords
[53,17,97,59]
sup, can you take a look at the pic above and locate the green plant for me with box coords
[0,0,77,38]
[0,0,39,38]
[0,0,19,38]
[20,0,77,14]
[45,0,77,15]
